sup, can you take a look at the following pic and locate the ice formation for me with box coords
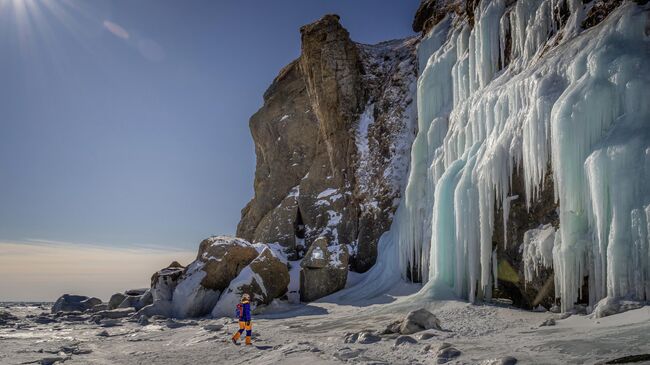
[522,224,556,284]
[342,0,650,311]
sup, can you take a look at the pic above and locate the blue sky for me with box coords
[0,0,419,252]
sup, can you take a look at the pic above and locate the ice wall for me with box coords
[342,0,650,311]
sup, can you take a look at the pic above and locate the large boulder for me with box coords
[195,236,259,291]
[300,237,349,302]
[137,300,173,318]
[170,260,222,318]
[247,247,290,300]
[301,237,330,269]
[0,310,18,326]
[51,294,102,314]
[118,290,153,311]
[211,247,290,317]
[150,261,185,302]
[170,236,258,318]
[135,262,185,318]
[108,293,127,310]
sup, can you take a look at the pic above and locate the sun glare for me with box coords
[1,0,115,65]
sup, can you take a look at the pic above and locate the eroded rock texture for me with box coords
[238,14,418,272]
[300,237,349,301]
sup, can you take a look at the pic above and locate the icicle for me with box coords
[337,1,650,313]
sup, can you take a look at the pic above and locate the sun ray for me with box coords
[2,0,119,78]
[13,0,38,57]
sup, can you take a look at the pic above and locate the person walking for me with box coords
[231,293,252,346]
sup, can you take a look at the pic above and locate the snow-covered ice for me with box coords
[2,297,649,364]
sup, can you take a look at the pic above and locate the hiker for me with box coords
[231,293,252,345]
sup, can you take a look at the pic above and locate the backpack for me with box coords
[235,303,243,319]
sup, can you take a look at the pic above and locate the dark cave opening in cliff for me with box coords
[294,207,305,240]
[293,207,306,260]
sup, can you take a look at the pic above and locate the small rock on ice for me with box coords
[394,335,417,346]
[533,305,547,312]
[539,318,555,327]
[480,356,518,365]
[335,348,363,360]
[436,343,461,364]
[51,294,102,313]
[385,308,442,334]
[99,319,121,327]
[417,331,437,340]
[202,323,224,332]
[358,331,381,344]
[37,356,69,365]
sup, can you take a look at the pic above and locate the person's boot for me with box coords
[231,332,241,344]
[245,336,252,346]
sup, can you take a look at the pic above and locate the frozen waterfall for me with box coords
[338,0,650,312]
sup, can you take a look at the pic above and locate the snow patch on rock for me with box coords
[171,261,220,318]
[211,266,266,318]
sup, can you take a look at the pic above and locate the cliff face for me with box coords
[239,0,646,310]
[236,60,318,252]
[238,15,417,273]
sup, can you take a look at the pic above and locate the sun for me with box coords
[0,0,102,59]
[0,0,90,34]
[1,0,34,22]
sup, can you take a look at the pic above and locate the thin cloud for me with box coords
[103,20,129,40]
[0,240,195,302]
[22,237,189,253]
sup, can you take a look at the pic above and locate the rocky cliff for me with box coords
[238,14,418,274]
[236,0,650,311]
[49,0,646,320]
